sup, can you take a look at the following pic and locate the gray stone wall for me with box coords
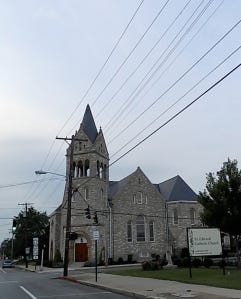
[111,168,167,262]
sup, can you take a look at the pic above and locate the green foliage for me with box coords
[198,158,241,237]
[53,249,62,264]
[192,258,202,268]
[203,258,213,268]
[12,207,49,258]
[108,268,241,290]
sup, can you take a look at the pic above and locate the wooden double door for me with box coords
[75,243,88,262]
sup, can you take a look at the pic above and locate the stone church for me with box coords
[49,105,202,264]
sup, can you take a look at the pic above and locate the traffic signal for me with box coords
[93,211,98,224]
[69,232,78,240]
[12,219,17,231]
[84,205,91,219]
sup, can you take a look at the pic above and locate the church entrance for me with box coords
[75,243,88,262]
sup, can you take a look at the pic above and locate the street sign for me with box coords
[33,237,39,260]
[93,230,99,240]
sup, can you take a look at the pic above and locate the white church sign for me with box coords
[187,228,222,257]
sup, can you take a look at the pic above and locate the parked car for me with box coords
[2,260,14,268]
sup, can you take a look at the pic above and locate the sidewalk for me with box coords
[17,264,241,299]
[67,271,241,299]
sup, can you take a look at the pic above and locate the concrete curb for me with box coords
[61,276,146,299]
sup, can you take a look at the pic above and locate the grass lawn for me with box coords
[107,267,241,290]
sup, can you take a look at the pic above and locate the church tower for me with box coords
[60,104,109,263]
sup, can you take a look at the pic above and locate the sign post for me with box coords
[93,230,99,282]
[187,227,223,278]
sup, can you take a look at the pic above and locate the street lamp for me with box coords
[35,170,66,178]
[35,163,73,277]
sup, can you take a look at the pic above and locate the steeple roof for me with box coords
[81,104,98,143]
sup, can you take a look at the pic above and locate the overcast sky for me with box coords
[1,0,241,244]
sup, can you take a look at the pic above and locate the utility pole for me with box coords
[56,135,74,277]
[56,135,86,277]
[18,202,33,268]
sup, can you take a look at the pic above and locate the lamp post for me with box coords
[35,170,66,177]
[35,135,75,277]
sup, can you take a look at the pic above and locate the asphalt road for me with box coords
[0,266,130,299]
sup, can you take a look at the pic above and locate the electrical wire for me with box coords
[105,0,211,137]
[110,62,241,167]
[91,0,171,107]
[110,45,241,159]
[107,17,241,145]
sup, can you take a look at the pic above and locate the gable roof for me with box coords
[109,172,133,198]
[156,175,197,202]
[81,104,98,144]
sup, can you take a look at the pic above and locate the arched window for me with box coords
[85,159,90,176]
[149,220,154,242]
[77,160,83,177]
[84,187,89,200]
[97,161,100,177]
[99,163,103,178]
[100,188,104,200]
[103,164,107,179]
[127,221,132,242]
[190,208,195,225]
[72,162,76,177]
[136,215,145,242]
[173,208,178,225]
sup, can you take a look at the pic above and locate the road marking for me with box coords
[0,268,6,273]
[0,280,18,284]
[38,291,112,297]
[20,286,38,299]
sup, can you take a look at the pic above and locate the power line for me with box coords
[95,0,192,119]
[109,62,241,167]
[91,0,170,107]
[105,0,212,138]
[107,17,241,145]
[110,45,241,159]
[38,1,145,173]
[0,178,62,189]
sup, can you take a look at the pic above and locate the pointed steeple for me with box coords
[81,104,98,144]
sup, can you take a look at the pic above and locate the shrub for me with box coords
[53,249,62,264]
[127,254,133,263]
[83,260,95,267]
[192,258,202,268]
[181,257,190,267]
[142,261,151,271]
[172,258,182,267]
[117,257,124,264]
[181,247,189,258]
[203,258,213,268]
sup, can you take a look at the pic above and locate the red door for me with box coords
[75,243,88,262]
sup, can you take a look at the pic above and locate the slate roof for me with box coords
[156,175,197,202]
[109,172,197,203]
[81,104,98,144]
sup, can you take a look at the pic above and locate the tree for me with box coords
[13,207,49,261]
[198,158,241,266]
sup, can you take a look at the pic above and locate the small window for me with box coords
[149,220,154,242]
[127,221,132,242]
[133,194,136,204]
[136,215,145,242]
[84,187,89,200]
[190,208,195,225]
[100,188,104,200]
[137,192,143,204]
[173,208,178,225]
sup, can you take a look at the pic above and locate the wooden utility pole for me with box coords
[56,135,87,277]
[56,135,74,277]
[18,202,33,269]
